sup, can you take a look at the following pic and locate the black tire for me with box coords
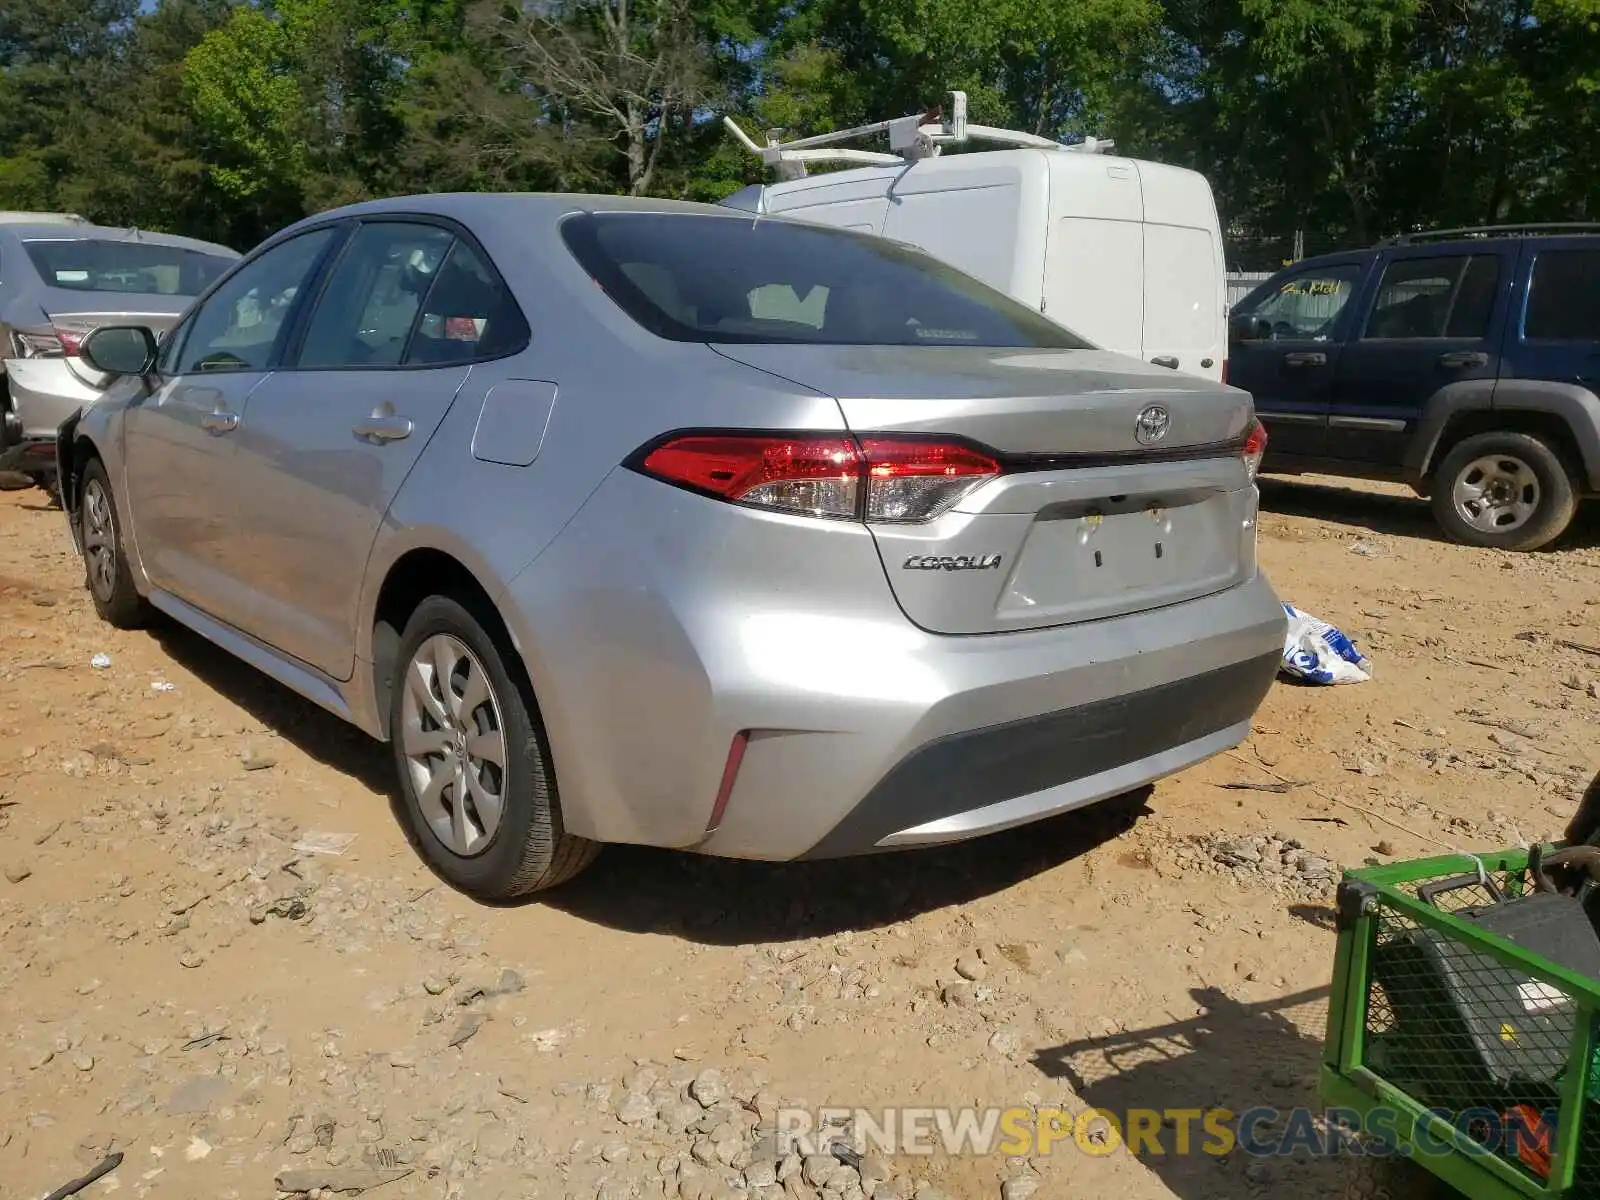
[1429,431,1577,551]
[388,594,598,898]
[1566,767,1600,845]
[79,458,150,628]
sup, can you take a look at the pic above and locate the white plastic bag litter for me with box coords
[1279,603,1372,685]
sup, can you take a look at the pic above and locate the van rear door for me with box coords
[1041,155,1144,359]
[1136,161,1226,382]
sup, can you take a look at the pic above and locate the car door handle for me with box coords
[1438,350,1489,369]
[1283,351,1327,367]
[200,409,239,434]
[1151,355,1180,369]
[353,414,414,443]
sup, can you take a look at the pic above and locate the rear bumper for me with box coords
[2,356,100,444]
[508,467,1288,861]
[700,572,1286,861]
[797,648,1279,858]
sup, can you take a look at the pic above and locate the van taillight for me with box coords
[635,433,1000,524]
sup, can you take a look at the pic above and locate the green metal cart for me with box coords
[1321,847,1600,1198]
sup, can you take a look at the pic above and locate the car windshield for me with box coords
[561,212,1094,349]
[23,238,234,296]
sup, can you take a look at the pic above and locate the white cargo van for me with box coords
[721,93,1227,382]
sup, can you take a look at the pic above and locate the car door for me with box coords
[227,219,529,679]
[1227,260,1367,463]
[1325,247,1513,468]
[122,227,341,623]
[1503,241,1600,392]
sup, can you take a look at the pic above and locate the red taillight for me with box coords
[640,435,861,518]
[1220,359,1229,385]
[10,325,89,358]
[637,433,1000,523]
[1242,420,1268,482]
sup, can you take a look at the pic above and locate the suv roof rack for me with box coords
[1382,222,1600,246]
[723,90,1113,181]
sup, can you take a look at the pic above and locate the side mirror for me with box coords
[1230,313,1272,343]
[80,325,158,376]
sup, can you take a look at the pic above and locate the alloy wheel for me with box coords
[399,633,509,856]
[81,478,118,601]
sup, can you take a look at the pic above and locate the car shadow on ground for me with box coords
[148,616,1156,938]
[541,788,1154,942]
[1258,477,1600,551]
[149,619,396,798]
[1032,985,1450,1199]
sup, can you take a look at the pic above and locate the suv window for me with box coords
[1363,254,1500,340]
[561,212,1094,348]
[1246,265,1361,341]
[178,229,335,373]
[402,239,528,366]
[297,222,455,368]
[1525,250,1600,342]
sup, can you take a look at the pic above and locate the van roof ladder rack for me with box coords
[722,91,1114,180]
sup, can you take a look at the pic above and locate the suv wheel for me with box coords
[1430,431,1578,551]
[389,595,598,898]
[80,458,150,628]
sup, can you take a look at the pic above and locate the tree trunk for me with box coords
[624,101,646,194]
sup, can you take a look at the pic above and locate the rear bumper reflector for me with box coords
[704,730,750,834]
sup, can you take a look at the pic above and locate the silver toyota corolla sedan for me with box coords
[57,193,1286,898]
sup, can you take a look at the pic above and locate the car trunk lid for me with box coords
[712,344,1262,634]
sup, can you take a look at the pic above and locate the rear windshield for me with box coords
[23,238,234,296]
[561,212,1094,349]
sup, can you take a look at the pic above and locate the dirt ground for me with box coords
[2,475,1599,1200]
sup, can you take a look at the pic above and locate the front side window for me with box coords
[561,212,1094,348]
[23,238,234,296]
[1363,254,1500,340]
[1245,266,1362,341]
[296,222,456,368]
[1525,250,1600,342]
[177,229,336,374]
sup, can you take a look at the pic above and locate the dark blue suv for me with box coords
[1229,225,1600,550]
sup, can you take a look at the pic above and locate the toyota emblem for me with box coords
[1134,405,1171,446]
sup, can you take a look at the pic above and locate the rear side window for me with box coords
[404,239,529,365]
[22,238,233,296]
[561,212,1092,349]
[1525,250,1600,342]
[1363,254,1500,340]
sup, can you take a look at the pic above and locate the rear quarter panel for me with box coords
[361,212,848,665]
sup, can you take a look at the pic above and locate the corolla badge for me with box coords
[903,554,1003,571]
[1134,404,1171,446]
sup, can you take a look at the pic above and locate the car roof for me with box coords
[277,192,759,238]
[0,223,239,258]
